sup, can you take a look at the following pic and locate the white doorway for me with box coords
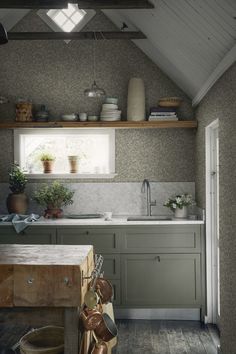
[205,119,220,326]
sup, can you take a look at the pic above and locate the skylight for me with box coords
[46,4,86,32]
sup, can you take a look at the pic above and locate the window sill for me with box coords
[25,173,117,179]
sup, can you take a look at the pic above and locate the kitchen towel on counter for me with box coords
[0,213,40,233]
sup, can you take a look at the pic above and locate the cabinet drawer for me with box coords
[121,254,201,306]
[122,226,201,253]
[0,226,56,244]
[57,228,121,253]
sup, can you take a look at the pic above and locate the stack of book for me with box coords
[148,107,178,121]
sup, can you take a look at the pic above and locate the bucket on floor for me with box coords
[19,326,64,354]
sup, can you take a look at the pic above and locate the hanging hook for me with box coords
[121,22,128,31]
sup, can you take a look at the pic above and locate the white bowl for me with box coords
[105,97,118,105]
[88,115,99,122]
[61,114,78,121]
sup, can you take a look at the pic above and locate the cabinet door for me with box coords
[0,226,56,244]
[121,254,201,307]
[102,255,120,280]
[122,226,201,253]
[111,280,121,306]
[57,227,121,253]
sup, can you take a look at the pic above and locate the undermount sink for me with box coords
[127,216,172,221]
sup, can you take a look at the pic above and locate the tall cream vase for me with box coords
[127,78,145,121]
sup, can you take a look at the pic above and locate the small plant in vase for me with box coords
[68,155,80,173]
[6,163,28,214]
[33,181,74,218]
[164,193,195,218]
[40,153,55,173]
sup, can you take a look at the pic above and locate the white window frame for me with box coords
[14,128,116,179]
[37,6,95,41]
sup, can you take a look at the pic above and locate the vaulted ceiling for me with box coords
[0,0,235,105]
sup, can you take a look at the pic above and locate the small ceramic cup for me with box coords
[104,212,112,221]
[79,112,87,121]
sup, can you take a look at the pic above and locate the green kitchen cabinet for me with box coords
[57,227,121,253]
[0,226,56,244]
[57,227,122,303]
[122,225,201,253]
[0,223,205,315]
[110,279,121,306]
[121,254,201,307]
[102,254,120,279]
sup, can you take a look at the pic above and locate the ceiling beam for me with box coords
[8,31,146,40]
[0,1,68,9]
[0,0,154,9]
[74,1,154,9]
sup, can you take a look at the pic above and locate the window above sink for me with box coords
[14,128,116,179]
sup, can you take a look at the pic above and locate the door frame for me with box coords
[205,118,219,324]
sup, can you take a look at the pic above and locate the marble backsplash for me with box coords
[0,182,195,216]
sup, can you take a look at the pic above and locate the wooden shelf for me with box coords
[0,120,197,129]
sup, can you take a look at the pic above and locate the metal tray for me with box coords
[66,214,103,219]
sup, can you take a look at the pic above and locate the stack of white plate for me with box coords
[100,102,122,121]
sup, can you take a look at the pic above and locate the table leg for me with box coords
[64,307,80,354]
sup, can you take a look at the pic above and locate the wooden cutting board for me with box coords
[0,244,94,307]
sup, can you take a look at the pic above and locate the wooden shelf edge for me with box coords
[0,120,198,129]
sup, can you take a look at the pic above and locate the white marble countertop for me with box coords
[0,216,204,226]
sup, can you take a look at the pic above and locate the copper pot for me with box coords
[91,341,108,354]
[89,278,113,304]
[96,278,113,304]
[80,308,103,331]
[94,313,118,342]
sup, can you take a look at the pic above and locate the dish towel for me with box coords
[0,213,40,233]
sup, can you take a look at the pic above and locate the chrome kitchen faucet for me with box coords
[141,179,157,216]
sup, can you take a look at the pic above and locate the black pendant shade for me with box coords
[0,23,8,45]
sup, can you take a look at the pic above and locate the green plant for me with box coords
[9,163,27,194]
[33,181,74,209]
[164,194,195,211]
[40,153,55,161]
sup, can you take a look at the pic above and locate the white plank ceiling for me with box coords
[103,0,236,103]
[0,0,235,104]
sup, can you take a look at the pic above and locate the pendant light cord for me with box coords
[93,31,96,84]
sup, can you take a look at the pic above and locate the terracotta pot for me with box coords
[68,156,79,173]
[6,193,28,214]
[42,160,54,173]
[44,208,63,219]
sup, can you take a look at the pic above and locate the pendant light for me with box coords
[0,23,8,45]
[0,96,9,104]
[84,32,106,98]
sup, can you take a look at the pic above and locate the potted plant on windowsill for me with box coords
[40,153,55,173]
[163,193,195,218]
[6,163,28,214]
[33,181,74,218]
[68,155,80,173]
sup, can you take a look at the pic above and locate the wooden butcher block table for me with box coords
[0,244,94,354]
